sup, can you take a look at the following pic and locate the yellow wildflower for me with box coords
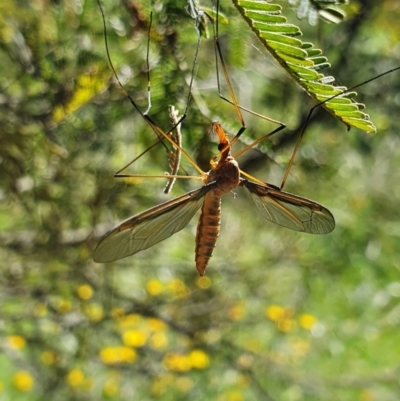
[117,314,142,328]
[226,390,244,401]
[277,318,295,332]
[55,299,72,314]
[189,349,209,369]
[196,276,211,289]
[146,279,164,296]
[100,346,137,364]
[167,278,190,299]
[265,305,285,322]
[83,303,104,322]
[299,313,317,330]
[66,368,85,387]
[122,330,148,348]
[266,305,295,332]
[150,332,168,349]
[13,371,33,392]
[77,284,93,300]
[163,352,191,372]
[6,335,26,350]
[147,318,167,331]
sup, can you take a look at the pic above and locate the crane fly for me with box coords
[94,2,398,274]
[93,121,334,275]
[93,1,340,275]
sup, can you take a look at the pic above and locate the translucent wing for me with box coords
[93,184,216,263]
[242,180,335,234]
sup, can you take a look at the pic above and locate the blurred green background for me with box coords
[1,0,400,400]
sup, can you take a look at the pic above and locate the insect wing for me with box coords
[93,184,215,263]
[243,180,335,234]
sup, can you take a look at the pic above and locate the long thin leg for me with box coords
[279,66,400,190]
[97,0,205,177]
[211,0,286,162]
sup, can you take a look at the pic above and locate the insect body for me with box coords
[94,122,335,275]
[195,123,241,274]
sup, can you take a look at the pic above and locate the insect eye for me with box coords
[218,143,225,151]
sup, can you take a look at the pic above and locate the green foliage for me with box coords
[232,0,376,132]
[1,1,400,400]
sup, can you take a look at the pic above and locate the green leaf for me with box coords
[232,0,376,133]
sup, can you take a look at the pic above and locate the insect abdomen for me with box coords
[195,193,221,276]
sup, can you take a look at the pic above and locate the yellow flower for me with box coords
[77,284,93,300]
[146,279,164,296]
[189,349,209,369]
[226,390,244,401]
[0,381,3,392]
[117,314,142,328]
[55,299,72,314]
[167,279,190,299]
[265,305,285,322]
[266,305,295,332]
[82,303,104,322]
[103,378,119,397]
[13,371,33,392]
[122,330,148,348]
[196,276,211,289]
[163,353,191,372]
[150,332,168,349]
[6,335,26,350]
[41,351,56,365]
[277,318,295,332]
[66,368,85,387]
[299,313,317,330]
[147,318,167,331]
[100,346,137,365]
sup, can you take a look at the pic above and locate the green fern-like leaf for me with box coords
[232,0,376,133]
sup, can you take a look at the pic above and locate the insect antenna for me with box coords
[96,0,205,181]
[279,66,400,190]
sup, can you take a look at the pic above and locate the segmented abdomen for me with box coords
[195,193,221,276]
